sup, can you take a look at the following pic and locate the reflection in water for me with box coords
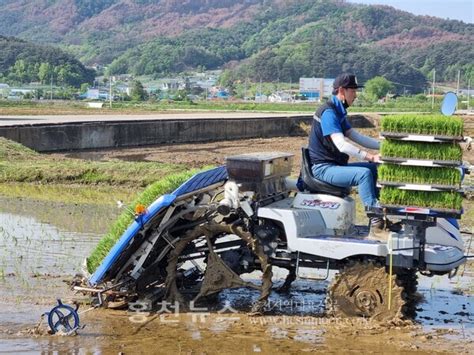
[0,196,120,235]
[0,211,103,329]
[0,212,101,276]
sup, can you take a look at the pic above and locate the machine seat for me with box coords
[300,147,350,198]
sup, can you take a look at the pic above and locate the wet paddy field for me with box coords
[0,194,472,354]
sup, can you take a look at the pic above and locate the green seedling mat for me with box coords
[380,114,464,138]
[380,140,463,162]
[87,169,198,274]
[379,114,465,213]
[379,187,463,211]
[378,163,461,187]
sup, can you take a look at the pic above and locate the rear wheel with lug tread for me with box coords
[326,261,411,322]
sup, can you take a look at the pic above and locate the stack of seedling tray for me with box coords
[379,114,464,215]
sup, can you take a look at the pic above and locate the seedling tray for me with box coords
[381,157,462,167]
[379,186,463,212]
[378,181,460,191]
[380,140,463,163]
[380,132,463,142]
[378,164,462,188]
[378,204,462,218]
[380,114,464,138]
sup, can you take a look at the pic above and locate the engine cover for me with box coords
[292,193,355,235]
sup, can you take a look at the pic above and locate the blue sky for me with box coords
[347,0,474,23]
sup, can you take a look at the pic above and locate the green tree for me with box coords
[80,83,90,93]
[38,63,52,84]
[463,63,474,85]
[131,80,148,101]
[219,69,238,94]
[12,59,28,83]
[56,65,74,86]
[34,88,44,99]
[364,76,395,100]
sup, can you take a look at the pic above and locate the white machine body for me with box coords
[256,189,465,273]
[258,194,387,260]
[221,152,466,275]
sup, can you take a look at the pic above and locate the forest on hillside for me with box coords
[0,36,95,87]
[0,0,472,92]
[104,1,473,92]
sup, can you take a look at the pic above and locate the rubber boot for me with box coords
[385,219,403,233]
[368,217,391,242]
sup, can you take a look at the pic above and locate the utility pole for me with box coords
[109,76,112,108]
[244,79,247,100]
[50,75,53,100]
[289,78,292,102]
[468,78,471,111]
[431,69,436,110]
[456,70,461,95]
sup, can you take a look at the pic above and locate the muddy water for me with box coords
[0,196,472,354]
[0,198,109,330]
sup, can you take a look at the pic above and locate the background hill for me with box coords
[0,35,95,87]
[0,0,472,91]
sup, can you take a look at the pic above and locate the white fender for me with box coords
[426,218,464,250]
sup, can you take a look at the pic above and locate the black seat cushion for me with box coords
[299,147,350,198]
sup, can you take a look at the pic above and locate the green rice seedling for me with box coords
[381,114,464,137]
[86,169,202,274]
[381,140,463,161]
[378,164,462,186]
[380,187,463,210]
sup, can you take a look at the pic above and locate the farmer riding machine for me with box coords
[82,145,469,321]
[72,96,470,324]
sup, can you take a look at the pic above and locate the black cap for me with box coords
[333,73,364,90]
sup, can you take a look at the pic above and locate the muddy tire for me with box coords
[160,220,274,314]
[326,261,409,322]
[396,269,419,319]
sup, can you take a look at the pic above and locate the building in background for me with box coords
[84,88,111,100]
[299,78,335,101]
